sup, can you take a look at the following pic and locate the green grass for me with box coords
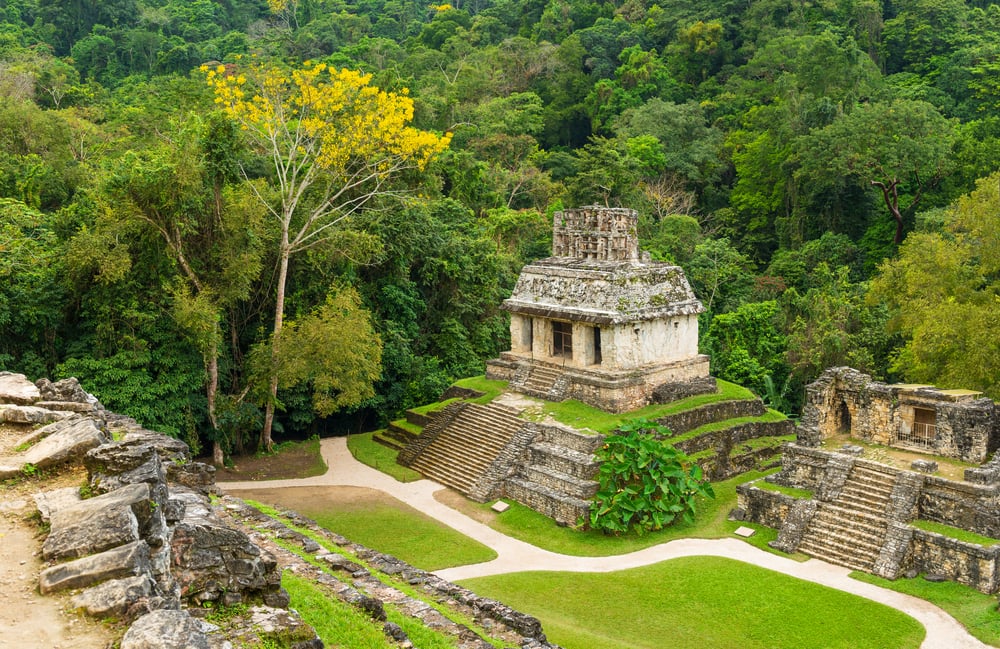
[911,519,1000,546]
[279,491,497,571]
[851,571,1000,647]
[468,469,798,557]
[389,418,423,435]
[460,557,925,649]
[410,398,460,415]
[754,480,814,500]
[537,379,759,434]
[452,375,509,403]
[347,432,422,482]
[283,570,396,648]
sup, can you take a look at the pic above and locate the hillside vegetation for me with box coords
[1,0,998,457]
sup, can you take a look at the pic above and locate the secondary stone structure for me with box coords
[737,366,1000,593]
[486,205,711,413]
[798,367,999,463]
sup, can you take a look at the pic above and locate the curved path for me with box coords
[219,436,991,649]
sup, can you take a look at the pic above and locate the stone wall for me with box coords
[919,476,1000,538]
[736,482,800,529]
[769,443,845,491]
[799,367,1000,463]
[675,419,795,480]
[909,530,1000,593]
[653,397,766,434]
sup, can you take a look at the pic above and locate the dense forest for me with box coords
[1,0,998,460]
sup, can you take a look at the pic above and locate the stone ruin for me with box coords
[798,366,999,463]
[0,371,301,648]
[736,367,1000,593]
[0,371,564,649]
[486,205,713,413]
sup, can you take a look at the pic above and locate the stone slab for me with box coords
[120,609,215,649]
[0,372,40,405]
[734,526,757,538]
[70,574,155,618]
[491,501,511,513]
[43,482,151,560]
[21,417,109,470]
[39,540,151,594]
[0,405,70,425]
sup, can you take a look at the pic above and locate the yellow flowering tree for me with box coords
[204,61,451,450]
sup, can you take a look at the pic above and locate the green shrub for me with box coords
[589,427,714,535]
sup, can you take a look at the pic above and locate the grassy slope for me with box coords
[461,557,925,649]
[259,491,497,571]
[347,431,422,482]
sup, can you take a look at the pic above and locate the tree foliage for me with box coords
[589,425,714,535]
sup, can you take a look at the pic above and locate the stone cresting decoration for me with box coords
[487,205,713,413]
[738,442,1000,593]
[798,366,999,463]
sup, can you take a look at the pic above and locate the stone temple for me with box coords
[486,205,712,412]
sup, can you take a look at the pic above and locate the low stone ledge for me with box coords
[909,528,1000,593]
[120,609,217,649]
[0,371,41,404]
[0,404,71,424]
[736,482,798,529]
[40,540,151,594]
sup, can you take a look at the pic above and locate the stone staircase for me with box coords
[512,363,568,401]
[404,403,526,496]
[504,424,602,525]
[797,463,895,571]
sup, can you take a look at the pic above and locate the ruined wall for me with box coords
[908,531,1000,594]
[919,477,1000,538]
[799,367,999,463]
[736,482,800,529]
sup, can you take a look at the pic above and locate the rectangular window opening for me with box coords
[552,321,573,358]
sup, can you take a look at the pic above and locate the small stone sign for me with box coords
[491,501,511,513]
[734,526,756,538]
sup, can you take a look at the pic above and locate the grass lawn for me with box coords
[347,432,423,482]
[851,572,1000,647]
[460,557,925,649]
[445,469,803,559]
[240,488,497,571]
[910,519,1000,546]
[536,379,759,434]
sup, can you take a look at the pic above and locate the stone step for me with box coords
[817,503,888,529]
[504,477,591,526]
[808,514,886,547]
[845,475,894,497]
[527,442,599,479]
[801,523,883,558]
[797,538,875,572]
[836,490,890,514]
[372,432,406,452]
[411,438,499,470]
[519,465,598,500]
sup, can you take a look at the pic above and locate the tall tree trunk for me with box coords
[872,179,904,244]
[206,337,224,467]
[261,236,291,452]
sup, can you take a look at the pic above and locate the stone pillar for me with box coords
[510,315,534,354]
[534,318,550,360]
[574,323,594,366]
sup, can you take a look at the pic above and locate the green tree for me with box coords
[205,61,451,450]
[795,99,956,245]
[870,172,1000,397]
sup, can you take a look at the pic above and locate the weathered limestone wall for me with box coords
[919,477,1000,538]
[908,531,1000,593]
[602,315,699,368]
[736,482,800,529]
[799,367,999,463]
[767,443,833,491]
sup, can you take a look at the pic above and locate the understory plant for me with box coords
[588,423,714,535]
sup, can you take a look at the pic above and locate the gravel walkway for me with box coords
[219,436,992,649]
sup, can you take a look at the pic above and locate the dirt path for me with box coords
[0,426,115,649]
